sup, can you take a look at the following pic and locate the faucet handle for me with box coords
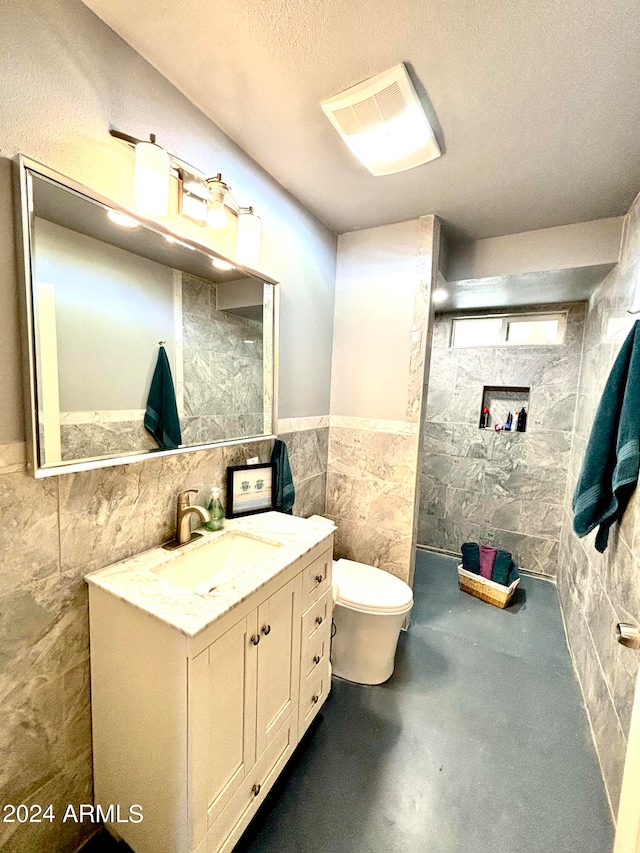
[177,489,199,507]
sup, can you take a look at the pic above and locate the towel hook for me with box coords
[158,340,167,346]
[628,310,640,316]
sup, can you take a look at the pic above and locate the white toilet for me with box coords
[331,558,413,685]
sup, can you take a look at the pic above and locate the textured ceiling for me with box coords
[81,0,640,240]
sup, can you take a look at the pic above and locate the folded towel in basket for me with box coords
[461,542,481,574]
[492,550,516,586]
[479,545,497,579]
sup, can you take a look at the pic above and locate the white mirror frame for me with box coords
[14,155,279,478]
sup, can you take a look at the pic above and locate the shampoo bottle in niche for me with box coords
[505,411,513,431]
[205,487,225,531]
[516,406,527,432]
[479,407,490,428]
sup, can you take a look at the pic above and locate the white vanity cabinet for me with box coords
[189,574,301,852]
[88,533,333,853]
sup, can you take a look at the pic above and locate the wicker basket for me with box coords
[457,565,520,609]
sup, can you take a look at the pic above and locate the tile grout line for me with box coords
[56,475,63,575]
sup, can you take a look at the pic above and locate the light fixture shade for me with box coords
[134,140,170,216]
[207,181,229,230]
[236,209,262,266]
[207,201,228,230]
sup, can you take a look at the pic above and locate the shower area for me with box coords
[416,189,640,822]
[418,303,583,576]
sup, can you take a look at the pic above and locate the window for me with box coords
[450,312,566,348]
[450,316,503,348]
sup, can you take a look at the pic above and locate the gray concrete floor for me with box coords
[235,549,614,853]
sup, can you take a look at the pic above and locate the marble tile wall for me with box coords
[277,425,329,519]
[0,437,273,852]
[182,273,264,445]
[418,302,586,576]
[60,420,155,461]
[558,189,640,815]
[326,426,419,582]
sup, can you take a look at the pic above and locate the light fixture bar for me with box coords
[109,128,241,214]
[110,127,262,264]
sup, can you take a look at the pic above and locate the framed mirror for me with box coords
[15,157,278,477]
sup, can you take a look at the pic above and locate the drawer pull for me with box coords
[250,634,260,646]
[313,655,321,665]
[315,574,324,584]
[252,783,261,797]
[315,615,324,626]
[312,694,319,705]
[261,624,271,636]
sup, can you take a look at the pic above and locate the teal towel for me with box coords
[271,439,295,514]
[144,346,182,450]
[461,542,481,574]
[492,550,519,586]
[573,321,640,552]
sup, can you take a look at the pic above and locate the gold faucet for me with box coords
[163,489,211,550]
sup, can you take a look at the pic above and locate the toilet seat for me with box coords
[332,559,413,615]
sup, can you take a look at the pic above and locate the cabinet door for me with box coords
[255,575,301,757]
[189,614,258,847]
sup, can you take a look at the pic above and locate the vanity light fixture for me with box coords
[432,288,449,304]
[236,207,262,267]
[107,210,140,228]
[134,134,170,216]
[110,129,263,265]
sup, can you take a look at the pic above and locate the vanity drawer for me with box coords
[299,661,330,737]
[301,586,333,642]
[207,710,298,853]
[301,613,331,679]
[302,548,332,609]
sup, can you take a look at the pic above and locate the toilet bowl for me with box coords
[331,558,413,685]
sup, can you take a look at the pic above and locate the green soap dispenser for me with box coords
[205,487,225,531]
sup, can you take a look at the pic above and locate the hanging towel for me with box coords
[144,345,182,450]
[479,545,497,579]
[461,542,481,574]
[573,320,640,552]
[492,550,517,586]
[271,439,295,514]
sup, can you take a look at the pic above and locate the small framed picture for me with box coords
[226,462,276,519]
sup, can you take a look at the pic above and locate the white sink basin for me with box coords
[151,531,282,594]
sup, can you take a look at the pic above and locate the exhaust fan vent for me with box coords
[321,64,441,176]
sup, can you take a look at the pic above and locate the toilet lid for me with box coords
[333,559,413,615]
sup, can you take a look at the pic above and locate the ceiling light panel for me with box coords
[321,63,441,176]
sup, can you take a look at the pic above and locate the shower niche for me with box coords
[479,386,530,431]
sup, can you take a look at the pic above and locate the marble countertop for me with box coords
[85,512,336,638]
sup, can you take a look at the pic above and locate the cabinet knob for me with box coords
[312,694,319,705]
[261,624,271,636]
[313,655,321,665]
[315,615,323,626]
[252,783,261,797]
[315,574,324,584]
[250,634,260,645]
